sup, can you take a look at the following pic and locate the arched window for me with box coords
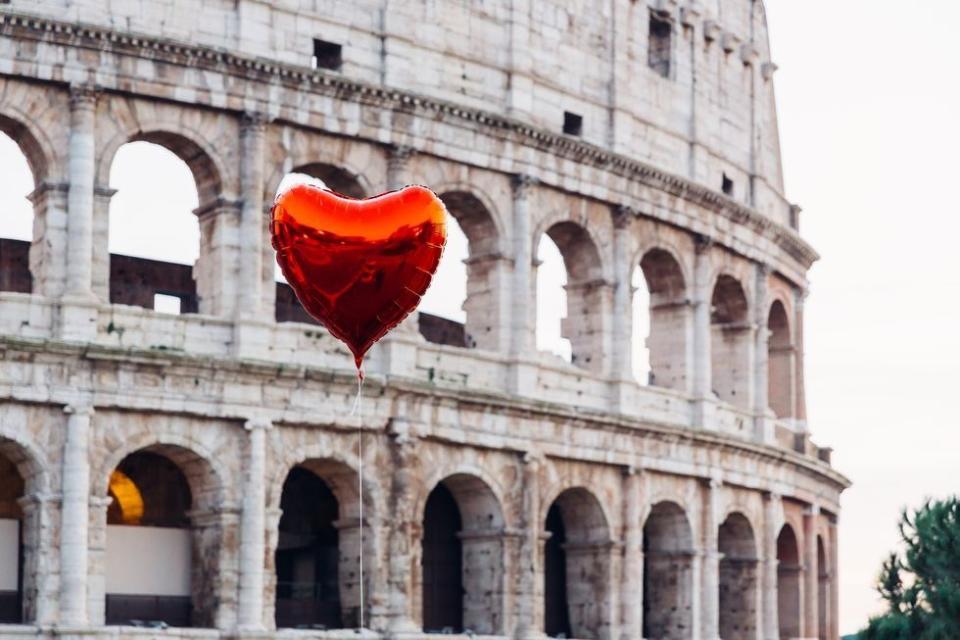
[711,274,751,407]
[543,488,611,639]
[818,535,829,639]
[776,524,802,639]
[105,446,221,628]
[419,190,503,350]
[636,249,689,389]
[643,501,694,639]
[537,222,604,371]
[0,449,25,623]
[108,141,200,314]
[718,513,758,640]
[420,474,505,635]
[0,130,37,294]
[768,300,795,418]
[275,466,341,629]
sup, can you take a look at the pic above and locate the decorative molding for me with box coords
[0,10,820,270]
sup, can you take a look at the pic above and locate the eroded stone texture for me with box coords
[0,1,846,638]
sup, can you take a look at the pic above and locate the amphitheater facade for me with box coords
[0,1,847,639]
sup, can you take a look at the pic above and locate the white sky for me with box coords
[1,2,957,632]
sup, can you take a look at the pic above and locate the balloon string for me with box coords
[349,368,365,630]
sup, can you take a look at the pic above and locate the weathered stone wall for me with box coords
[0,1,845,638]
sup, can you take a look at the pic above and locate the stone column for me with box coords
[692,235,714,428]
[514,452,544,639]
[385,421,419,634]
[87,495,112,626]
[753,263,772,443]
[17,492,57,625]
[194,198,243,317]
[91,185,117,302]
[610,207,635,409]
[762,492,783,640]
[793,289,808,429]
[237,418,271,630]
[237,112,268,320]
[60,403,93,625]
[701,479,721,640]
[65,84,98,302]
[619,468,643,640]
[508,175,538,394]
[26,182,70,299]
[803,506,819,638]
[387,144,415,192]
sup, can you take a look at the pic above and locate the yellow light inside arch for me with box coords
[108,469,144,525]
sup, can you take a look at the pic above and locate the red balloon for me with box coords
[271,183,447,370]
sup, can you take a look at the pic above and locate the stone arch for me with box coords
[0,109,62,297]
[718,512,759,640]
[768,299,796,418]
[99,123,231,315]
[636,247,690,390]
[776,523,802,639]
[272,458,369,630]
[543,487,613,640]
[711,273,752,408]
[418,473,505,635]
[643,501,695,640]
[102,442,224,628]
[0,433,48,624]
[420,187,506,351]
[291,162,368,199]
[536,218,608,372]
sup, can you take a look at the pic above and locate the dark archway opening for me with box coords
[543,503,571,638]
[275,466,341,629]
[818,535,829,639]
[777,524,801,639]
[642,501,694,640]
[106,451,194,626]
[0,451,24,623]
[421,483,463,633]
[718,513,758,640]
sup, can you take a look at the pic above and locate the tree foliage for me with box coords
[861,497,960,640]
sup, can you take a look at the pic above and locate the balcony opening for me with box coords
[711,274,751,408]
[312,39,343,71]
[635,248,689,390]
[777,524,802,638]
[0,450,24,624]
[648,12,672,79]
[643,501,695,638]
[419,212,469,347]
[0,130,36,294]
[536,233,572,363]
[563,111,583,137]
[108,140,201,313]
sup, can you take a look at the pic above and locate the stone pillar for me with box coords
[803,506,819,638]
[387,144,415,192]
[507,0,533,116]
[91,185,117,302]
[753,263,773,443]
[701,479,721,640]
[59,403,93,625]
[17,492,57,625]
[508,175,538,394]
[87,495,112,626]
[237,418,270,630]
[385,422,419,634]
[65,84,98,302]
[610,207,635,407]
[793,289,808,429]
[237,113,268,320]
[829,518,839,640]
[194,198,243,317]
[619,468,643,640]
[514,452,544,639]
[26,182,70,299]
[762,492,783,640]
[692,235,714,427]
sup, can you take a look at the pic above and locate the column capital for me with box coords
[805,503,821,517]
[244,417,273,432]
[522,450,545,468]
[694,232,713,254]
[64,403,95,417]
[511,173,539,196]
[765,490,783,503]
[613,204,638,229]
[241,110,271,131]
[69,83,100,109]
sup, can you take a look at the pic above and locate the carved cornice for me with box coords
[0,10,819,269]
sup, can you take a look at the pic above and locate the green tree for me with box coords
[861,497,960,640]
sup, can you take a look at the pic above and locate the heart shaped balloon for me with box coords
[271,183,447,370]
